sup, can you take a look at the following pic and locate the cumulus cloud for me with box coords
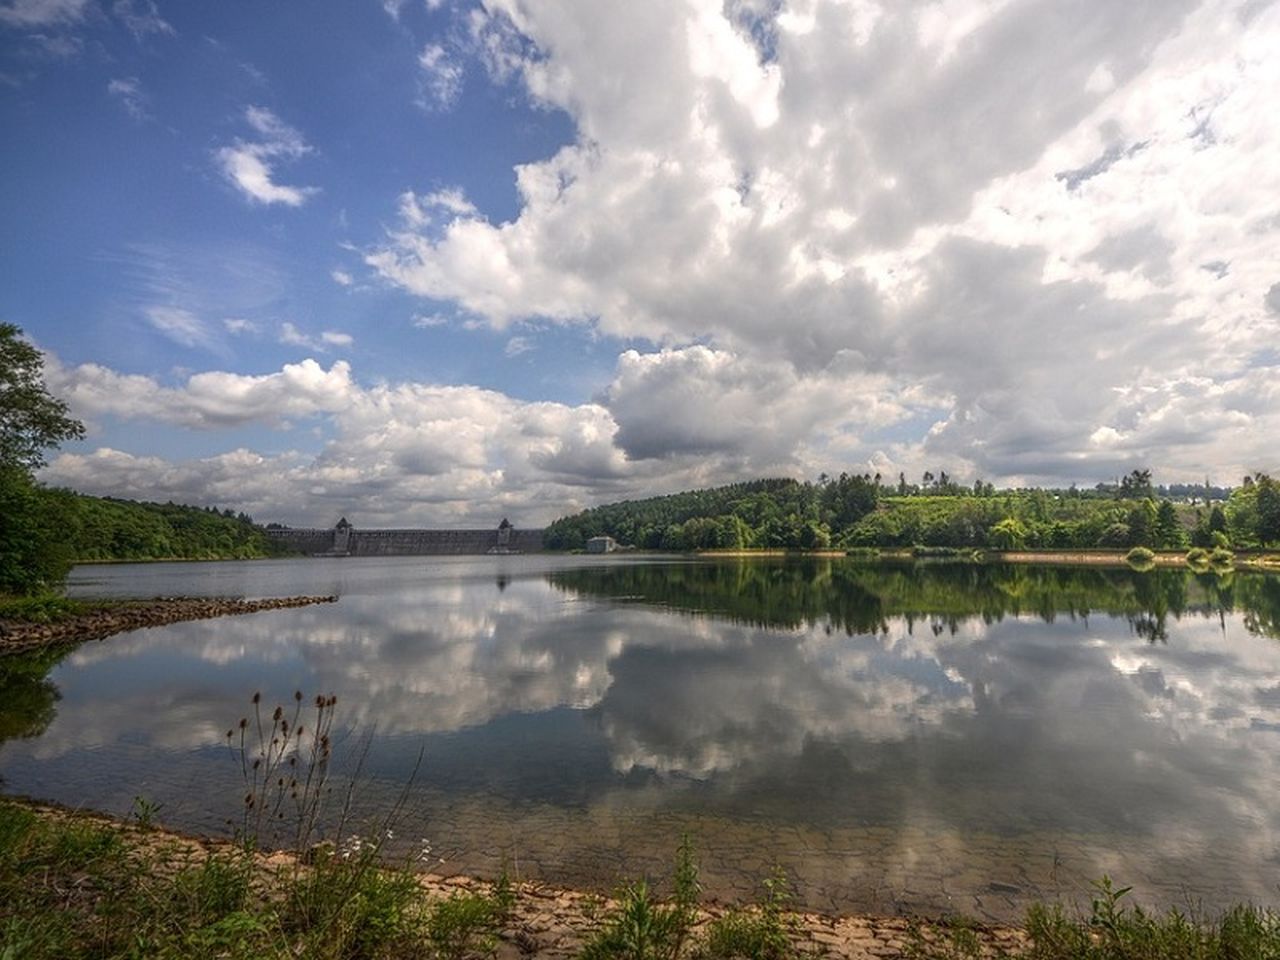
[45,356,358,430]
[216,106,319,207]
[605,346,915,467]
[40,346,622,523]
[363,0,1280,487]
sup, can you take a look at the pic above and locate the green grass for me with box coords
[906,877,1280,960]
[0,799,510,960]
[0,594,105,624]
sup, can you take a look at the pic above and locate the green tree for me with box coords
[989,517,1027,550]
[1126,500,1157,547]
[1154,500,1186,549]
[0,324,85,595]
[1256,474,1280,545]
[1119,468,1154,500]
[1,323,84,471]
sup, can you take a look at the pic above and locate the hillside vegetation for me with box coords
[28,489,284,568]
[545,471,1280,553]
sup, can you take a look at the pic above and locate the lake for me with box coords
[2,555,1279,923]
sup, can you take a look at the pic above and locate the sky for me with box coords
[3,0,1279,528]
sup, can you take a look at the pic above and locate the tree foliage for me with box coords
[0,324,86,594]
[0,323,84,471]
[50,493,285,562]
[544,474,883,551]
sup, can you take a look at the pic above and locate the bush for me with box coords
[1210,546,1235,566]
[580,835,700,960]
[1125,546,1156,565]
[1185,547,1209,567]
[697,868,795,960]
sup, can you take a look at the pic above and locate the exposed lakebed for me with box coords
[2,555,1278,923]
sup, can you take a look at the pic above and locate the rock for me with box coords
[0,595,338,657]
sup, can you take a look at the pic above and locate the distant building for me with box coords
[586,535,618,554]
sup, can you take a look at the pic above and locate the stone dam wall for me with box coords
[264,527,545,557]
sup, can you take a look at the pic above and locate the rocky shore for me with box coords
[0,595,338,657]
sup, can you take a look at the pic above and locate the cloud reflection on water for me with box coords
[4,558,1280,916]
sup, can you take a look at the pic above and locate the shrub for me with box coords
[1125,546,1156,565]
[697,867,795,960]
[580,835,700,960]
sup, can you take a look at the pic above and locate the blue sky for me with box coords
[3,0,1279,526]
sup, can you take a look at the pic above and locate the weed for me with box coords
[580,835,703,960]
[904,915,991,960]
[427,889,509,960]
[697,866,796,960]
[228,690,341,853]
[1018,874,1280,960]
[131,794,164,828]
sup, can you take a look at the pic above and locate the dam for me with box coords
[263,518,545,557]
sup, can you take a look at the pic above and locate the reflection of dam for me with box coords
[263,518,545,557]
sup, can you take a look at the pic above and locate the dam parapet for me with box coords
[264,518,545,557]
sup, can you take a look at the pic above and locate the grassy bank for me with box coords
[2,798,1277,959]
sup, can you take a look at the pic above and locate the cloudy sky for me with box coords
[3,0,1278,527]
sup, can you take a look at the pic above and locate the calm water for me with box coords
[2,556,1279,922]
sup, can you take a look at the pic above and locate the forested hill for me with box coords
[543,476,875,550]
[41,490,286,562]
[544,472,1280,552]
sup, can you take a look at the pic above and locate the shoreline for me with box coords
[695,547,1280,570]
[2,797,1026,959]
[0,594,337,657]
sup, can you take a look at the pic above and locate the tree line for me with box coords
[544,469,1280,553]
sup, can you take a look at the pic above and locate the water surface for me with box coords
[2,556,1279,922]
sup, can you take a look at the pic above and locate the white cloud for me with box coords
[331,268,353,287]
[216,106,319,207]
[0,0,89,27]
[279,322,353,352]
[145,305,218,350]
[45,355,358,430]
[111,0,173,39]
[107,76,148,119]
[417,42,463,110]
[503,335,532,357]
[223,318,258,335]
[362,0,1280,487]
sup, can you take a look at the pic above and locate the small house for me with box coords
[586,535,618,554]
